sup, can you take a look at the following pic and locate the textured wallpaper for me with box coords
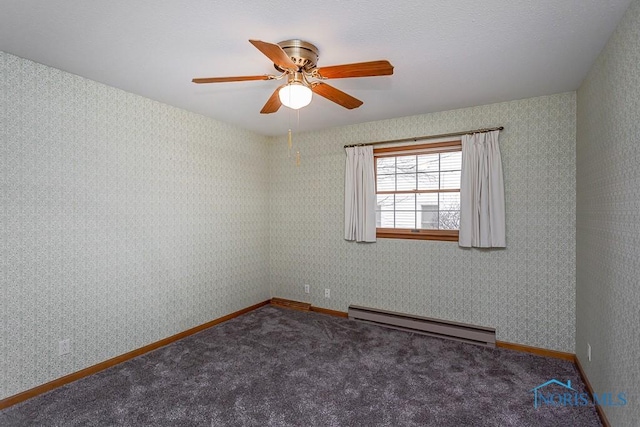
[0,52,270,399]
[576,0,640,424]
[269,93,576,353]
[0,47,583,403]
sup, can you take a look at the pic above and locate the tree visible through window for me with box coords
[374,140,461,241]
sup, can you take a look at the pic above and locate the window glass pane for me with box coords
[376,173,395,191]
[396,173,417,191]
[378,211,395,228]
[440,192,460,210]
[396,155,417,173]
[417,193,438,210]
[440,171,461,190]
[440,151,461,171]
[394,194,415,211]
[439,211,460,230]
[376,157,395,175]
[417,172,439,190]
[376,194,394,210]
[419,210,439,229]
[395,211,416,229]
[374,146,461,234]
[417,153,439,172]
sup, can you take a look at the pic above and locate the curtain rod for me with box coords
[343,126,504,148]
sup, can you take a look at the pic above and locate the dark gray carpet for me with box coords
[1,306,601,426]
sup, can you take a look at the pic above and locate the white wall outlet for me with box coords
[59,339,71,356]
[304,284,310,294]
[324,288,330,298]
[587,343,591,362]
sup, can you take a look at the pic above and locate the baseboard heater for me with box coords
[348,305,496,348]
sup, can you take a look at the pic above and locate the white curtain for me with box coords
[344,146,376,242]
[459,130,506,248]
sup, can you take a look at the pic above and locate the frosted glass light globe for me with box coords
[279,83,313,110]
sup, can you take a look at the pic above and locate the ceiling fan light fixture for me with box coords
[192,39,393,114]
[279,82,312,110]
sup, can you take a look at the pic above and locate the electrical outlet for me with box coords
[59,339,70,356]
[587,343,591,362]
[304,284,310,294]
[324,288,330,298]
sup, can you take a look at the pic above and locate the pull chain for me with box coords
[287,104,292,158]
[295,110,301,167]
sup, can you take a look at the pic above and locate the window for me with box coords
[374,140,461,241]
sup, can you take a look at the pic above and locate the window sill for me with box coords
[376,228,459,242]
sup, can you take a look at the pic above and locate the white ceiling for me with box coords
[0,0,632,136]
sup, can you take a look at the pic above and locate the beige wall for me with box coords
[0,52,271,399]
[269,92,576,352]
[576,0,640,424]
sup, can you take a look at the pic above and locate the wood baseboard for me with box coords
[496,341,576,361]
[0,300,270,410]
[575,356,611,427]
[271,297,311,311]
[269,297,348,318]
[310,306,349,318]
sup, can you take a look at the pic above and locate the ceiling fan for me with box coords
[192,39,394,114]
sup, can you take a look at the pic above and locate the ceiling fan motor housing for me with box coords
[275,39,319,71]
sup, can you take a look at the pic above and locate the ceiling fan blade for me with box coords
[316,60,394,79]
[260,85,284,114]
[249,39,298,71]
[311,82,363,110]
[192,75,272,84]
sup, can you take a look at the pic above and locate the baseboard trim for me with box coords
[269,298,348,318]
[575,356,611,427]
[0,300,270,410]
[271,297,311,311]
[496,341,576,361]
[310,306,349,318]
